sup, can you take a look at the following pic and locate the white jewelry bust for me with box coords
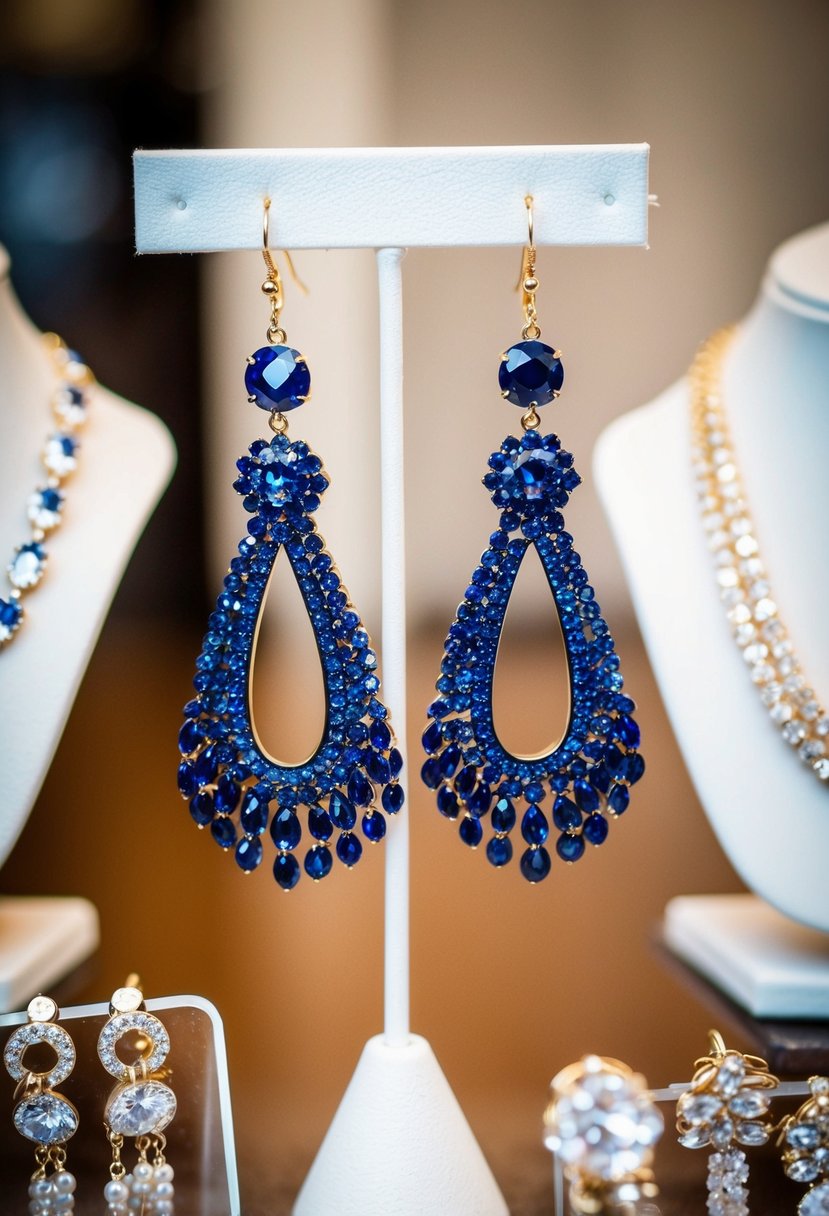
[0,246,175,1007]
[594,222,829,946]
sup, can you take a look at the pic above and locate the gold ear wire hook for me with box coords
[261,198,309,344]
[516,195,541,340]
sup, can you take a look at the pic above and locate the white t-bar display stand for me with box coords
[134,144,650,1215]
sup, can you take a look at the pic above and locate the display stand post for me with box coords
[134,144,650,1214]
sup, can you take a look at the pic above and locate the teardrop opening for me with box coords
[491,542,571,760]
[248,548,327,767]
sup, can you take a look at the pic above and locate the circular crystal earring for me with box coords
[421,196,644,881]
[676,1030,777,1216]
[98,979,177,1215]
[543,1054,663,1212]
[3,994,79,1213]
[779,1075,829,1215]
[177,199,403,890]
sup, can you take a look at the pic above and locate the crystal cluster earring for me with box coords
[779,1075,829,1215]
[3,995,78,1213]
[98,981,176,1214]
[676,1031,777,1216]
[421,197,643,882]
[177,200,403,890]
[543,1054,663,1213]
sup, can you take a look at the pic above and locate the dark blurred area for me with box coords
[0,0,205,619]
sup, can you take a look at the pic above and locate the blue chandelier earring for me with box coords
[421,197,643,883]
[177,200,403,891]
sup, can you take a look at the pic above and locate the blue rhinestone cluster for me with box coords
[422,427,643,882]
[178,428,403,890]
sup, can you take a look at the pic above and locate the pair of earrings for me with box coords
[176,197,645,889]
[3,983,175,1214]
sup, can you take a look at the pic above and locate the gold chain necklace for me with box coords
[690,326,829,783]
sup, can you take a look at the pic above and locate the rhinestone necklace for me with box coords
[690,326,829,783]
[0,334,94,649]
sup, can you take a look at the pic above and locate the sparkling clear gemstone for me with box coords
[734,1120,769,1146]
[754,597,777,621]
[787,1157,820,1183]
[110,986,144,1014]
[715,1056,746,1096]
[710,1116,735,1148]
[27,996,58,1023]
[97,1011,170,1079]
[800,1181,829,1215]
[800,740,826,761]
[728,1090,770,1118]
[816,718,829,737]
[679,1125,711,1148]
[782,720,807,745]
[14,1092,78,1144]
[788,1123,822,1151]
[680,1093,723,1125]
[735,534,758,556]
[770,702,794,724]
[106,1080,177,1136]
[814,759,829,781]
[760,682,782,706]
[8,542,46,590]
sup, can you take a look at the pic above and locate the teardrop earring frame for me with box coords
[177,201,404,890]
[421,197,644,882]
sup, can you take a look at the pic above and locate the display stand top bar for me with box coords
[133,144,649,253]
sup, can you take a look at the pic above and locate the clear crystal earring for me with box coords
[3,995,79,1213]
[676,1030,777,1216]
[177,200,403,891]
[779,1075,829,1215]
[421,196,643,882]
[98,979,177,1215]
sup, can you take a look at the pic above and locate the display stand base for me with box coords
[0,896,99,1013]
[664,893,829,1019]
[293,1033,508,1216]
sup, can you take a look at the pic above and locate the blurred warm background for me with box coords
[2,2,829,1212]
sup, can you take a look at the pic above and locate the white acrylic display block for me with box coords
[0,994,240,1215]
[0,896,99,1013]
[664,894,829,1018]
[293,1034,508,1216]
[134,144,649,252]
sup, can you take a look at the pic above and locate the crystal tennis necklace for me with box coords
[690,326,829,783]
[0,334,94,649]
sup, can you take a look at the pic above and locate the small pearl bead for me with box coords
[133,1162,153,1182]
[155,1202,174,1215]
[154,1163,174,1183]
[104,1180,129,1202]
[155,1181,174,1199]
[30,1180,54,1199]
[54,1172,76,1194]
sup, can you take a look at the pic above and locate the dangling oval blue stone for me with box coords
[459,816,483,848]
[607,783,630,816]
[389,748,403,778]
[370,720,391,750]
[270,809,301,851]
[422,721,443,754]
[617,714,641,749]
[193,745,218,788]
[573,779,600,814]
[305,845,333,880]
[456,765,478,796]
[626,753,646,784]
[211,817,237,849]
[486,836,513,867]
[366,751,391,785]
[491,795,516,834]
[361,811,386,842]
[329,790,357,830]
[240,785,271,835]
[336,832,363,867]
[438,743,462,778]
[520,846,551,882]
[214,775,241,815]
[583,813,609,845]
[381,784,404,815]
[189,791,214,827]
[436,786,460,819]
[421,758,442,789]
[466,781,492,817]
[177,762,198,799]
[553,795,581,832]
[556,832,585,863]
[235,835,263,872]
[347,770,373,807]
[273,852,301,890]
[521,805,549,845]
[309,804,334,840]
[178,719,202,755]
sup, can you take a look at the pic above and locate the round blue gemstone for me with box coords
[607,783,630,815]
[309,804,334,840]
[382,783,405,815]
[498,341,563,408]
[245,345,310,412]
[459,815,483,848]
[583,813,609,845]
[336,832,363,867]
[189,791,214,827]
[235,835,263,872]
[486,836,513,868]
[330,790,357,830]
[521,805,549,845]
[520,846,551,883]
[305,845,333,880]
[273,852,301,890]
[211,817,237,849]
[491,796,516,834]
[270,809,301,851]
[556,832,585,863]
[361,811,387,842]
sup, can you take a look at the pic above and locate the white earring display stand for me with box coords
[594,221,829,1015]
[0,246,175,1010]
[134,144,650,1214]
